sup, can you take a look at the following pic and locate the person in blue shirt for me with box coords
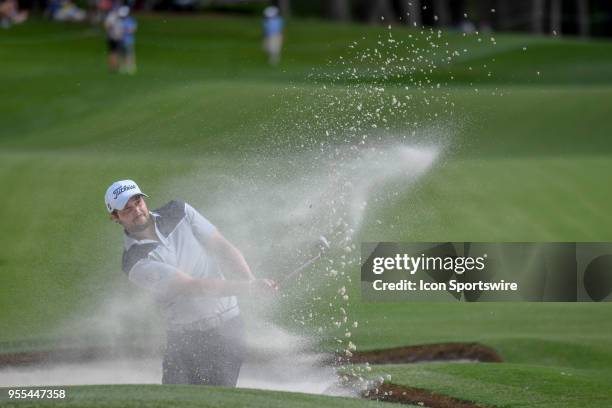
[262,6,283,65]
[118,5,137,74]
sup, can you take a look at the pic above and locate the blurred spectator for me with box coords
[118,5,137,74]
[104,5,122,72]
[91,0,115,24]
[459,19,476,34]
[262,5,283,65]
[47,0,86,21]
[0,0,28,28]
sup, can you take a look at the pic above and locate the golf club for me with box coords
[279,236,330,287]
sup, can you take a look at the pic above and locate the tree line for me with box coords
[271,0,612,38]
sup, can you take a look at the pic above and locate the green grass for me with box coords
[369,363,612,408]
[0,385,403,408]
[361,156,612,241]
[348,303,612,368]
[1,13,612,408]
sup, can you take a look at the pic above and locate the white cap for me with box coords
[105,179,148,213]
[118,6,130,17]
[264,6,278,18]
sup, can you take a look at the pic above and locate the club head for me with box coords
[317,235,330,253]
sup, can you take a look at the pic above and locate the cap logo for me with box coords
[113,184,137,200]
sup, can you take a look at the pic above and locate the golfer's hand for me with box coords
[249,278,278,295]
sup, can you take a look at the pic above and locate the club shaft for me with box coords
[281,253,322,285]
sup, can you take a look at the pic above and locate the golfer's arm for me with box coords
[128,259,248,297]
[170,271,250,297]
[185,203,253,280]
[207,230,256,281]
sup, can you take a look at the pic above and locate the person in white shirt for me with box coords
[105,179,277,385]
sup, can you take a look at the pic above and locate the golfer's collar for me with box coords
[123,212,164,249]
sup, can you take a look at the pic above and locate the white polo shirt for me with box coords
[122,200,239,330]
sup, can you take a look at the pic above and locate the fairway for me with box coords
[1,13,612,408]
[0,384,411,407]
[370,362,612,408]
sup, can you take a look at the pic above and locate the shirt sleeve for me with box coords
[184,202,217,245]
[128,258,180,296]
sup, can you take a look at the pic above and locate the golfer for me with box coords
[105,179,277,385]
